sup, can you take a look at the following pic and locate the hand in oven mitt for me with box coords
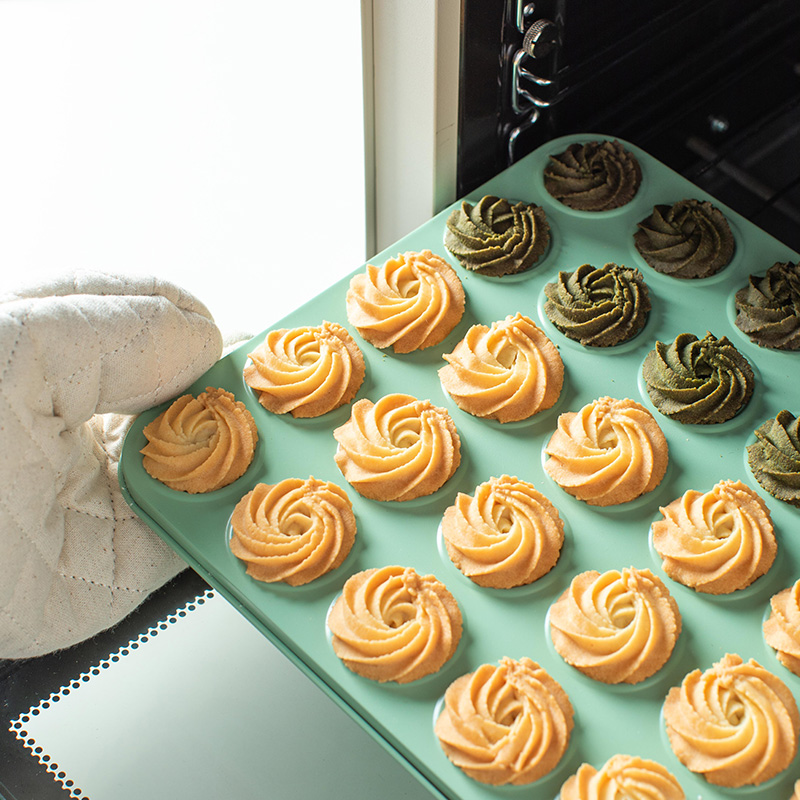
[0,271,223,658]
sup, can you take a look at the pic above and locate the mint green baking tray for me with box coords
[119,134,800,800]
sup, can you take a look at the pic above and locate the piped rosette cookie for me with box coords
[333,393,461,502]
[663,653,800,787]
[345,250,465,353]
[652,480,776,594]
[548,567,681,684]
[764,579,800,675]
[634,199,734,279]
[543,139,642,211]
[543,262,651,347]
[327,566,462,683]
[444,195,550,277]
[747,409,800,508]
[243,321,365,418]
[140,387,257,493]
[229,477,356,586]
[439,313,564,423]
[434,656,574,786]
[544,396,668,506]
[642,332,755,425]
[441,475,564,588]
[734,260,800,350]
[559,754,685,800]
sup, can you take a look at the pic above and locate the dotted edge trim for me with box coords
[7,588,216,800]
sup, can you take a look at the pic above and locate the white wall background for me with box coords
[0,0,366,337]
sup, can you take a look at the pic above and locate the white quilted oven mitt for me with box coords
[0,271,223,658]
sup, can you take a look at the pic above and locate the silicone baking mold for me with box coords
[120,134,800,800]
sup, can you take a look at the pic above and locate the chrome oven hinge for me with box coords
[508,6,563,163]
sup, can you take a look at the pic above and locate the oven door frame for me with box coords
[364,0,461,254]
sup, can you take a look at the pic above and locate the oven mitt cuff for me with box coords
[0,271,223,658]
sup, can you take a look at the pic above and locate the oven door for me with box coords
[453,0,800,250]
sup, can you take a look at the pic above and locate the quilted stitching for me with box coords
[0,272,222,658]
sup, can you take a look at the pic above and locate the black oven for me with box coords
[458,0,800,250]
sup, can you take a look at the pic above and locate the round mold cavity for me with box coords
[430,666,582,794]
[324,582,469,693]
[536,272,656,356]
[241,356,360,429]
[539,435,674,515]
[442,199,557,283]
[628,202,744,287]
[434,511,570,599]
[534,138,652,220]
[543,592,684,696]
[657,701,793,796]
[223,500,360,596]
[635,345,762,435]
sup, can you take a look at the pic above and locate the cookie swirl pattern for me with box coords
[140,387,258,493]
[663,653,800,787]
[441,475,564,588]
[328,566,462,683]
[243,321,365,417]
[333,393,461,501]
[734,261,800,350]
[747,409,800,507]
[543,262,651,347]
[642,332,755,424]
[434,656,574,785]
[652,480,776,594]
[345,250,465,353]
[548,567,681,684]
[543,140,642,211]
[444,195,550,277]
[764,579,800,676]
[229,477,356,586]
[559,754,685,800]
[439,313,563,423]
[544,396,668,506]
[634,199,734,279]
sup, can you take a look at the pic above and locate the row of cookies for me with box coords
[223,241,799,503]
[451,140,800,350]
[219,462,800,793]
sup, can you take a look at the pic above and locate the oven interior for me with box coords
[458,0,800,251]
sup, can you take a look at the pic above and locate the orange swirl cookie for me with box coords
[333,393,461,501]
[229,477,355,586]
[140,387,257,493]
[549,567,681,684]
[435,656,574,786]
[664,653,800,787]
[243,321,365,417]
[764,579,800,675]
[441,475,564,588]
[439,312,564,423]
[544,396,668,506]
[652,479,776,594]
[560,754,685,800]
[328,565,462,683]
[345,250,465,353]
